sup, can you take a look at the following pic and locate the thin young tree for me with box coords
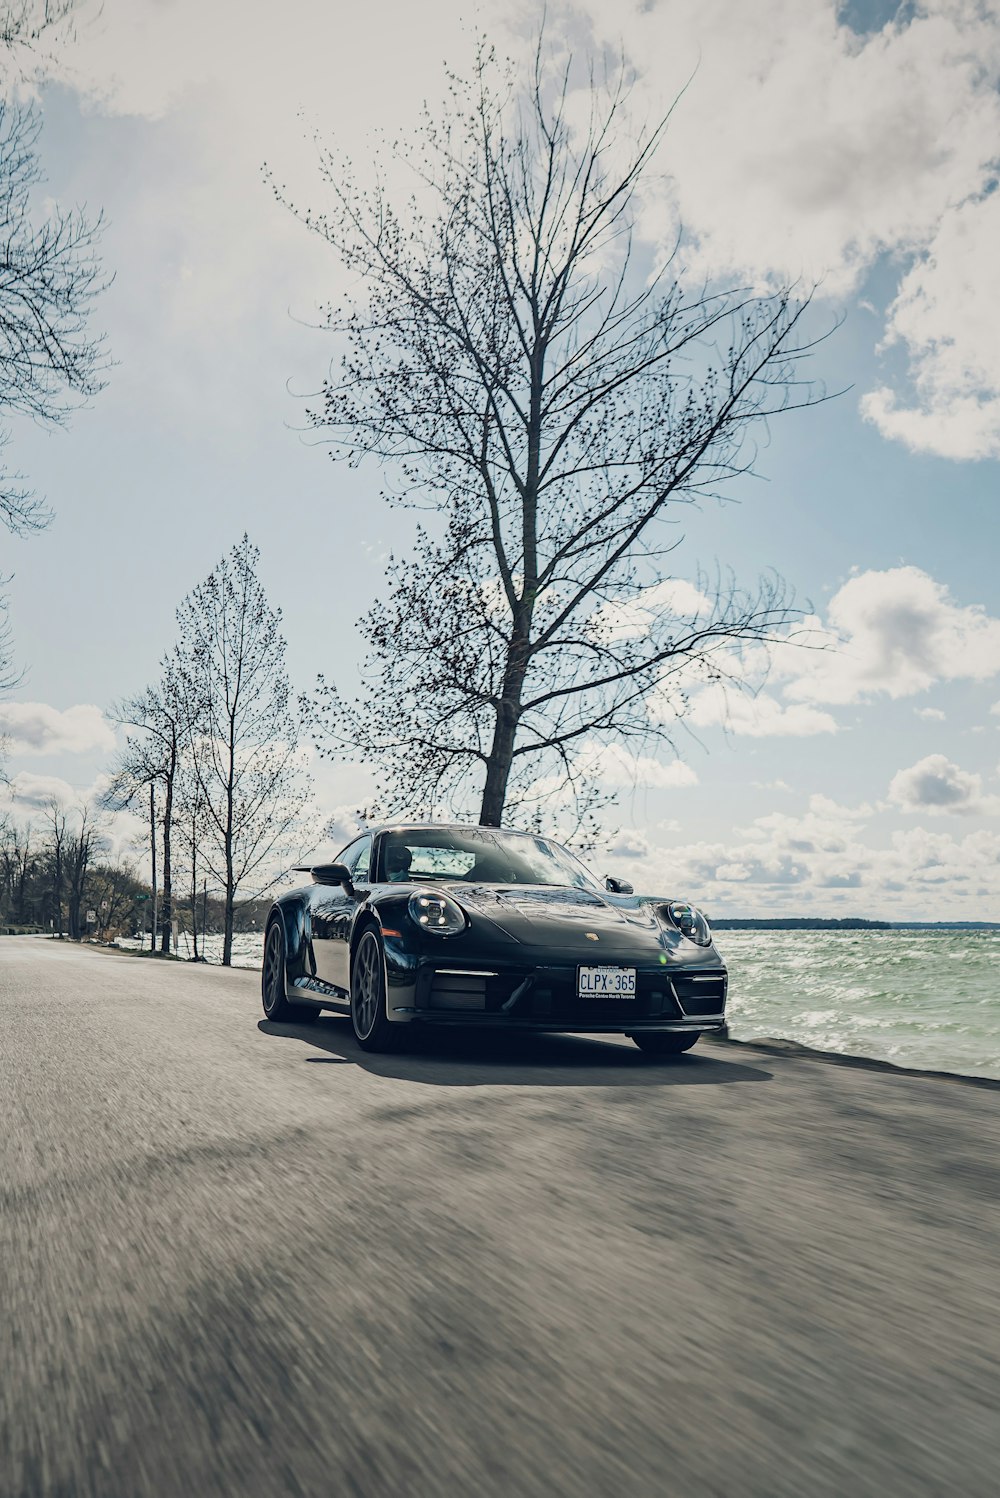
[172,757,208,961]
[279,37,828,829]
[104,678,184,954]
[174,536,312,966]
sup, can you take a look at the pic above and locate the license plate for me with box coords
[577,966,636,998]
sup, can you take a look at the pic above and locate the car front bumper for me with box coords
[383,948,728,1033]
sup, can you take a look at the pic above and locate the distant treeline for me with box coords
[712,917,892,931]
[712,918,999,931]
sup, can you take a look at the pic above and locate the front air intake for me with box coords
[671,974,727,1017]
[429,972,488,1011]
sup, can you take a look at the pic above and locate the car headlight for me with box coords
[408,889,467,936]
[665,901,713,946]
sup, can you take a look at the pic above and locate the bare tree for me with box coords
[0,5,107,536]
[280,37,828,829]
[0,0,107,702]
[0,814,35,923]
[172,756,208,961]
[87,854,142,941]
[174,535,312,965]
[43,796,65,935]
[64,801,101,939]
[104,678,184,954]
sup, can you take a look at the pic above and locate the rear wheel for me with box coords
[261,919,319,1024]
[630,1031,700,1056]
[351,928,406,1052]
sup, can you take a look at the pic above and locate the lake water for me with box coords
[119,927,1000,1081]
[719,929,1000,1082]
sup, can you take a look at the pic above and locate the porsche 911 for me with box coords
[261,823,727,1055]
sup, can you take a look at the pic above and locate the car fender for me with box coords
[269,892,314,996]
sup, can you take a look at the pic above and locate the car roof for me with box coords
[367,822,530,837]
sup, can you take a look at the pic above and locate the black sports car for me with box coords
[261,823,727,1055]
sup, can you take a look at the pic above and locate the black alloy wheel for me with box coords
[630,1031,700,1056]
[261,919,319,1024]
[351,928,406,1052]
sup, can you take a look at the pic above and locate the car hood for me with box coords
[444,882,662,946]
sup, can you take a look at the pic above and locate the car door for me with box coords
[310,835,372,991]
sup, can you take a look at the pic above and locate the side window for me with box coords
[341,835,372,884]
[353,836,372,884]
[338,837,364,873]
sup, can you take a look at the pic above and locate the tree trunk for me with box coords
[160,765,174,955]
[190,814,199,962]
[222,721,235,966]
[479,627,531,827]
[480,702,520,826]
[223,881,235,966]
[53,846,63,938]
[149,783,158,953]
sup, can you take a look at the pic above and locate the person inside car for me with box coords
[385,844,414,882]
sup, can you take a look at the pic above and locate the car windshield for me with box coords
[378,828,603,889]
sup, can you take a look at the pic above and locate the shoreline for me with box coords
[711,1031,1000,1092]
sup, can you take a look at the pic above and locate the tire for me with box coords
[261,919,320,1024]
[630,1031,700,1056]
[351,928,406,1052]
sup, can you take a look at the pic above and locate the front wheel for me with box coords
[261,919,319,1024]
[351,929,406,1052]
[630,1031,700,1056]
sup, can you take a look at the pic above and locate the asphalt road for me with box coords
[2,937,999,1497]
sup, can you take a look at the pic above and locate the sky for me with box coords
[1,0,999,919]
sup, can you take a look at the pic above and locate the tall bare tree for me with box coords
[172,756,208,961]
[0,1,107,702]
[64,801,101,939]
[43,796,65,935]
[174,535,312,965]
[282,38,827,829]
[0,4,107,537]
[104,677,184,954]
[0,813,34,923]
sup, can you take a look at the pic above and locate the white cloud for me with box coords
[657,567,1000,736]
[602,789,1000,916]
[784,567,1000,705]
[589,577,712,642]
[888,753,998,816]
[0,702,116,756]
[606,829,653,860]
[575,0,1000,460]
[861,189,1000,459]
[2,772,77,808]
[38,2,1000,461]
[576,740,699,789]
[322,804,368,851]
[684,682,838,737]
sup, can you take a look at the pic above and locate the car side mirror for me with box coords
[310,862,353,887]
[605,875,634,895]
